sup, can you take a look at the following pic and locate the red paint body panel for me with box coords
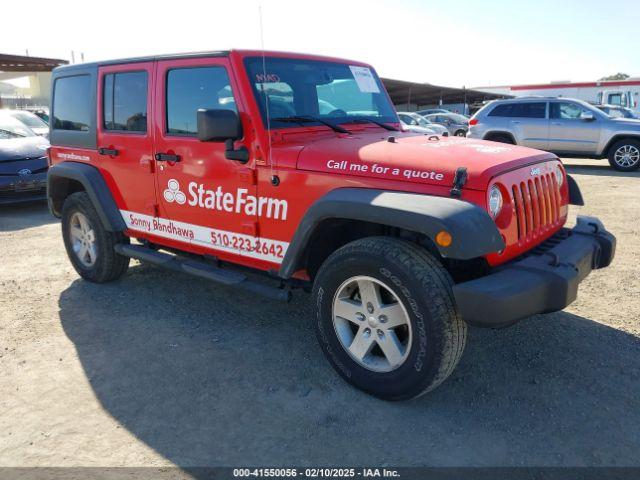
[49,49,570,275]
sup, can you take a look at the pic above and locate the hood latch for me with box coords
[450,167,468,198]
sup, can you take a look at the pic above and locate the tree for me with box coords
[599,73,630,81]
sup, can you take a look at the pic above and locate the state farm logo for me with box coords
[163,179,186,204]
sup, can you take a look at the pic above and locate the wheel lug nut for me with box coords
[356,312,365,321]
[379,315,388,323]
[363,328,371,337]
[377,329,384,338]
[366,302,374,314]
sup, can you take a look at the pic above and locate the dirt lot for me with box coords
[0,158,638,468]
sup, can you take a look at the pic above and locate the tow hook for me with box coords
[450,167,468,197]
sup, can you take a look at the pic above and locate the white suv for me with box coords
[468,97,640,171]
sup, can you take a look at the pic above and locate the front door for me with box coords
[97,63,156,217]
[548,101,601,154]
[152,57,259,265]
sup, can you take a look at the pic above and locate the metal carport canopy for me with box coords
[381,77,511,106]
[0,53,68,72]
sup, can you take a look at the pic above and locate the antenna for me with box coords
[259,6,278,186]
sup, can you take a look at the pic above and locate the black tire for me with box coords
[61,192,130,283]
[607,139,640,172]
[312,237,467,400]
[487,133,515,144]
[454,130,466,137]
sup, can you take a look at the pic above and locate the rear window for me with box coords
[489,102,546,118]
[103,71,148,132]
[53,75,92,131]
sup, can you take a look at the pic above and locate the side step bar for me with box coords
[114,244,291,302]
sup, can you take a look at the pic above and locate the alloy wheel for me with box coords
[69,211,98,268]
[332,276,412,372]
[614,144,640,168]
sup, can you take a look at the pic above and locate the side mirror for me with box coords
[580,111,595,122]
[197,109,249,163]
[197,109,242,142]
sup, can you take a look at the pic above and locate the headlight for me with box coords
[488,185,503,219]
[555,164,564,187]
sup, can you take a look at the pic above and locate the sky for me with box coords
[2,0,640,88]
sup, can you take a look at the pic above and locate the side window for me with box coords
[512,102,546,118]
[551,102,586,120]
[608,93,622,106]
[488,104,514,117]
[103,71,148,132]
[166,66,237,136]
[53,75,91,131]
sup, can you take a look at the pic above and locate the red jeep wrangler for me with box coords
[47,50,615,400]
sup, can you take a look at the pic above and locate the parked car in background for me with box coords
[467,97,640,171]
[397,112,449,136]
[25,107,50,124]
[0,111,49,204]
[596,104,639,120]
[425,112,469,136]
[5,109,50,138]
[416,108,449,116]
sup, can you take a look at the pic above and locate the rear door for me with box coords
[151,57,260,264]
[548,101,601,154]
[97,63,156,216]
[507,102,548,150]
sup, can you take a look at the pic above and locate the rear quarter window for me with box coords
[50,70,97,149]
[489,102,546,118]
[53,75,92,131]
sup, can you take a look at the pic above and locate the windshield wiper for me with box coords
[0,128,25,138]
[271,115,351,134]
[347,117,400,132]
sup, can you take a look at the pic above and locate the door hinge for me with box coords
[238,168,257,185]
[241,221,259,237]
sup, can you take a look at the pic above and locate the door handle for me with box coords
[155,153,181,162]
[98,147,119,156]
[511,121,521,124]
[551,122,563,126]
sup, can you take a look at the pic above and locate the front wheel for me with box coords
[312,237,467,400]
[455,130,466,137]
[608,139,640,171]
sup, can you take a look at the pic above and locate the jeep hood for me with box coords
[295,133,556,190]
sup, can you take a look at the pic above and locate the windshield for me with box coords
[10,111,48,129]
[244,57,397,129]
[412,115,432,126]
[0,112,36,139]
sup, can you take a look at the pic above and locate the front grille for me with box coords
[511,172,562,241]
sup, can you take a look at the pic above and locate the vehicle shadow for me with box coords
[563,162,640,179]
[58,265,640,469]
[0,201,55,232]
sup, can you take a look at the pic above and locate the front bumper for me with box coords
[453,216,616,327]
[0,172,47,205]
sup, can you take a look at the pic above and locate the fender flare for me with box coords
[278,188,505,278]
[47,162,126,231]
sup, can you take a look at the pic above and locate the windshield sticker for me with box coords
[255,73,280,83]
[349,66,380,93]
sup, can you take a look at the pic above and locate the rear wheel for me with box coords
[312,237,467,400]
[61,192,130,283]
[608,139,640,171]
[487,133,515,144]
[455,129,466,137]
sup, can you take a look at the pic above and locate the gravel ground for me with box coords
[0,158,638,468]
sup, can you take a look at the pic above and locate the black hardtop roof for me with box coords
[53,50,230,73]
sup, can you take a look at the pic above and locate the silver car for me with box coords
[424,113,469,137]
[467,97,640,171]
[397,112,449,136]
